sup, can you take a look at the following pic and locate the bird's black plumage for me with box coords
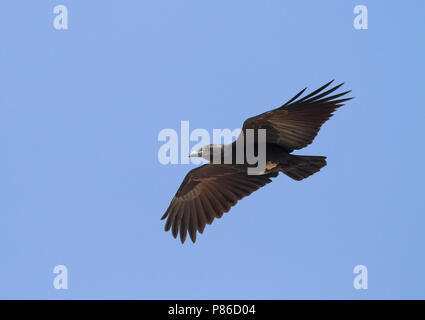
[161,81,353,243]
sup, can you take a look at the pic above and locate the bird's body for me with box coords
[161,81,353,243]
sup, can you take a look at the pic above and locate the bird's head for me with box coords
[190,144,223,162]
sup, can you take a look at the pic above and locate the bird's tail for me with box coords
[280,155,327,181]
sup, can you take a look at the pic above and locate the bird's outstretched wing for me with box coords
[161,164,277,243]
[240,80,353,152]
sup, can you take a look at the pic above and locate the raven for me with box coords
[161,81,352,243]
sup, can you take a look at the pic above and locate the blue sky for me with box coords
[1,1,424,299]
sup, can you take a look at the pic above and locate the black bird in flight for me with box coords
[161,81,352,243]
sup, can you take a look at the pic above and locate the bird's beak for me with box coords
[189,150,201,158]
